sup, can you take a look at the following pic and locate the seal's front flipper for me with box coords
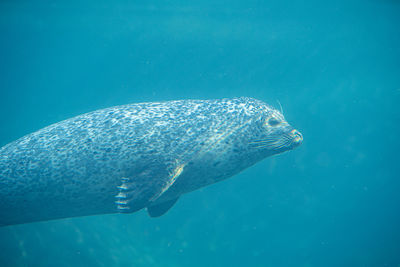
[147,197,179,217]
[146,161,184,217]
[114,159,185,214]
[149,162,185,202]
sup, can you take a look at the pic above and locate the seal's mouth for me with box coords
[249,129,303,152]
[289,129,303,148]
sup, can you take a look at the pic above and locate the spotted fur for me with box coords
[0,97,302,225]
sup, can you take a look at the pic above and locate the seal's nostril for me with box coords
[291,129,303,143]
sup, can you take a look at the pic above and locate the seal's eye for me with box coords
[268,117,280,126]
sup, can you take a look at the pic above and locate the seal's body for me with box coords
[0,97,302,226]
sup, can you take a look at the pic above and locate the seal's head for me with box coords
[248,102,303,156]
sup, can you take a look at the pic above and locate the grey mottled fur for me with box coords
[0,97,302,226]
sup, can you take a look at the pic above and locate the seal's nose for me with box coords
[290,129,303,146]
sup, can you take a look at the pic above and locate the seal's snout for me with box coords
[290,129,303,147]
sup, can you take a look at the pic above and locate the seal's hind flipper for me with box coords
[147,197,179,217]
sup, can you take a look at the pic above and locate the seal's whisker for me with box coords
[250,135,293,150]
[251,140,269,144]
[274,143,288,150]
[277,100,284,116]
[276,140,292,149]
[249,139,268,143]
[252,145,270,149]
[249,142,274,147]
[249,138,276,144]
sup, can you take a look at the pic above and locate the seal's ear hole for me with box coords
[268,117,280,127]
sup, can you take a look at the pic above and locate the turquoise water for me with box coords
[0,1,399,266]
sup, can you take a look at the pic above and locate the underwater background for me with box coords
[0,0,399,266]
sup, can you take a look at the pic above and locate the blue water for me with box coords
[0,1,399,266]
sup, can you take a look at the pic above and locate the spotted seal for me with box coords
[0,97,302,226]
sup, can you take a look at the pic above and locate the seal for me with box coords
[0,97,302,226]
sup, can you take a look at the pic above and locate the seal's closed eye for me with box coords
[268,117,280,126]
